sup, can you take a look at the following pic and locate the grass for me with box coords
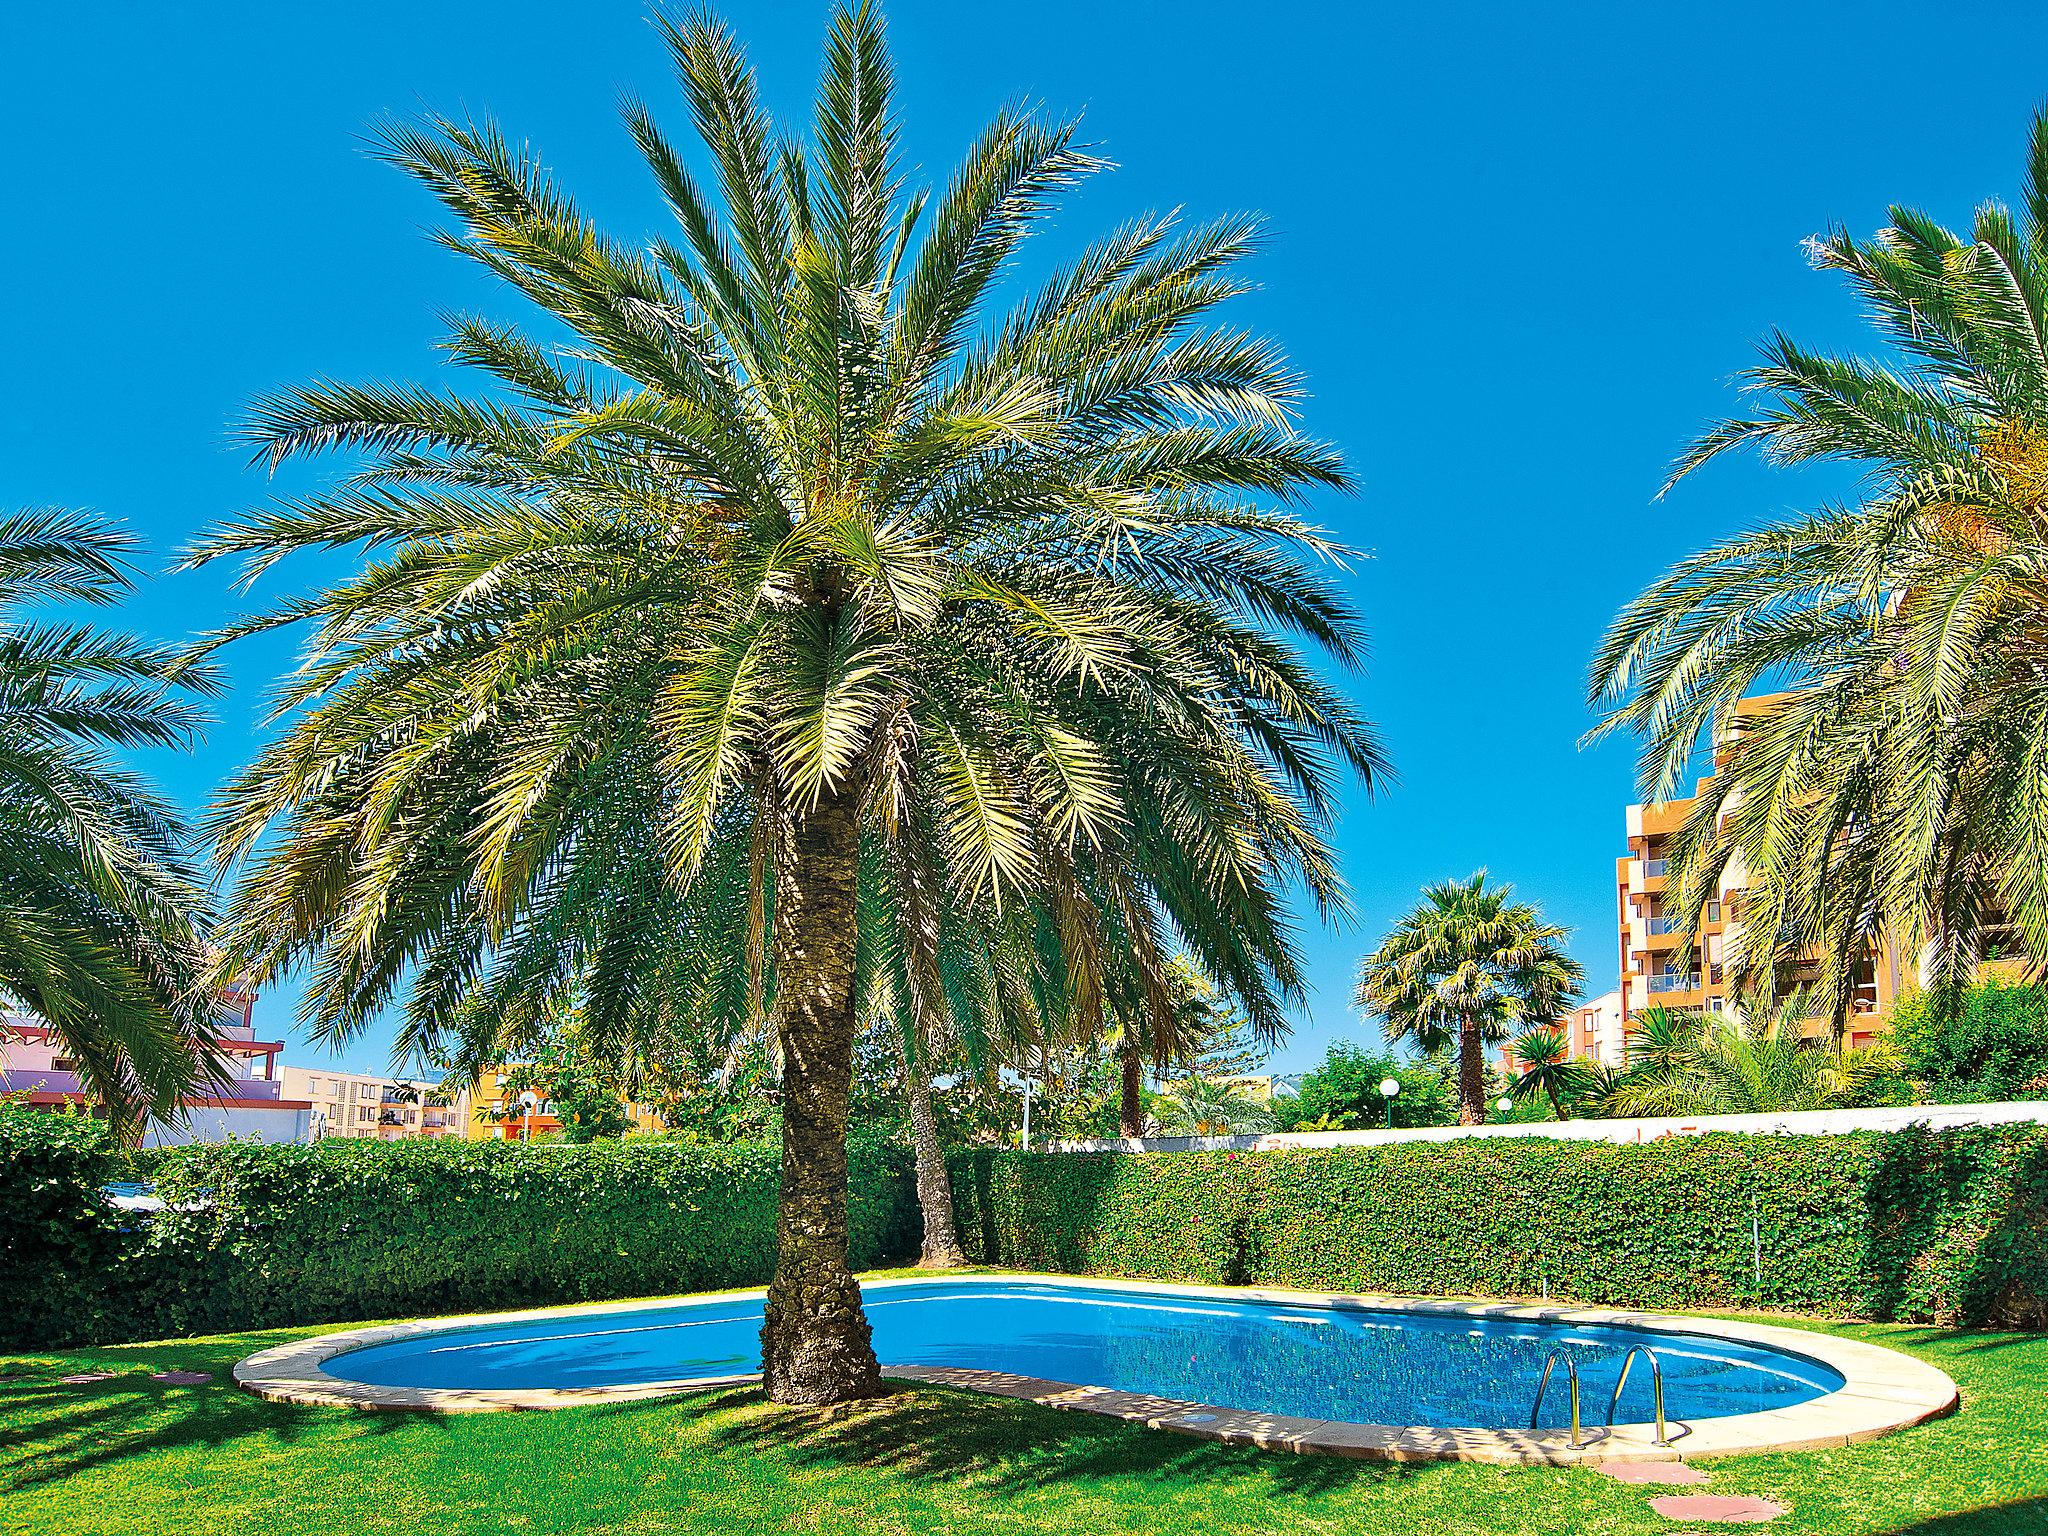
[4,1300,2046,1535]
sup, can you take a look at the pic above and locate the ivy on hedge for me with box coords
[948,1126,2048,1327]
[0,1103,916,1349]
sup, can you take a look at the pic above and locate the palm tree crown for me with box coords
[0,509,220,1131]
[1590,104,2048,1022]
[189,4,1381,1403]
[1355,873,1580,1124]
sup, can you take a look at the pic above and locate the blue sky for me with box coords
[7,2,2048,1076]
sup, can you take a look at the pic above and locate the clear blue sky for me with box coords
[7,2,2047,1076]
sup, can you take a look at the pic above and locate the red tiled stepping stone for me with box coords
[1650,1494,1786,1524]
[1600,1461,1709,1485]
[59,1372,117,1385]
[151,1371,212,1385]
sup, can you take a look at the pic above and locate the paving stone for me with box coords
[1598,1461,1709,1485]
[1650,1493,1787,1524]
[151,1370,213,1385]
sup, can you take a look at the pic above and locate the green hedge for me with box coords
[949,1127,2048,1327]
[0,1104,916,1349]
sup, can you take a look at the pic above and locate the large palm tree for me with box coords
[1355,874,1580,1124]
[1590,104,2048,1026]
[190,5,1381,1404]
[0,509,220,1133]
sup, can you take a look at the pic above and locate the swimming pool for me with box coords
[320,1278,1836,1428]
[235,1276,1957,1462]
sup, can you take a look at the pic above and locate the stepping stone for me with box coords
[151,1370,212,1385]
[1600,1461,1709,1485]
[58,1372,117,1385]
[1650,1494,1787,1524]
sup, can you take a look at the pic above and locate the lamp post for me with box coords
[1378,1076,1400,1130]
[1497,1096,1513,1117]
[518,1089,539,1143]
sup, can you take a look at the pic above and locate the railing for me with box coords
[1643,858,1669,877]
[1605,1345,1672,1446]
[1646,974,1700,994]
[1529,1349,1583,1448]
[1644,916,1680,936]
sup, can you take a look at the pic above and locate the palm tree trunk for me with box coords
[760,786,884,1405]
[1457,1016,1486,1125]
[901,1047,967,1268]
[1119,1030,1146,1139]
[1543,1078,1564,1120]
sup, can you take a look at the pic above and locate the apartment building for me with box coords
[463,1064,668,1140]
[1614,695,1901,1047]
[279,1066,466,1140]
[0,983,316,1144]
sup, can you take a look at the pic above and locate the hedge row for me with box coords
[947,1126,2048,1327]
[0,1106,917,1349]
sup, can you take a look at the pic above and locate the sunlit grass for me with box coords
[3,1305,2044,1535]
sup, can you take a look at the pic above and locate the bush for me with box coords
[1890,980,2048,1102]
[0,1107,916,1348]
[949,1125,2048,1327]
[1274,1044,1456,1131]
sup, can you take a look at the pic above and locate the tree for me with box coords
[191,5,1381,1405]
[0,509,220,1135]
[1152,1076,1274,1135]
[1589,103,2048,1026]
[1109,951,1278,1139]
[1605,1007,1909,1117]
[1354,874,1581,1124]
[1506,1028,1586,1119]
[1274,1042,1454,1130]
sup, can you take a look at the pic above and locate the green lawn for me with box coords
[4,1300,2046,1535]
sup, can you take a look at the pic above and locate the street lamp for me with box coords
[1378,1076,1400,1130]
[518,1089,539,1143]
[1497,1096,1513,1116]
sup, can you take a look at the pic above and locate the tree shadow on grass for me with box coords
[0,1334,441,1495]
[695,1381,1427,1499]
[1870,1496,2048,1534]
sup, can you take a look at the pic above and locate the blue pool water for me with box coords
[325,1280,1843,1429]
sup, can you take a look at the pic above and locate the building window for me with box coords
[52,1057,77,1072]
[1706,901,1722,923]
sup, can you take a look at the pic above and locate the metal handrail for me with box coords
[1605,1345,1671,1447]
[1529,1349,1583,1447]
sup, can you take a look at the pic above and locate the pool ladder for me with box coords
[1528,1346,1671,1449]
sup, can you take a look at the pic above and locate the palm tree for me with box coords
[1506,1028,1585,1119]
[0,509,220,1133]
[1589,104,2048,1027]
[189,6,1381,1405]
[1356,874,1581,1124]
[1605,1009,1902,1118]
[1153,1076,1274,1136]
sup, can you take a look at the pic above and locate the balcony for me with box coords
[1646,973,1701,994]
[1644,858,1670,878]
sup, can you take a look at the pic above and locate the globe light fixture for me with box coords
[1378,1076,1400,1130]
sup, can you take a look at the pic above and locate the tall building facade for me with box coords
[1614,695,1901,1046]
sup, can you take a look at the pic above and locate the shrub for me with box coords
[1890,980,2048,1102]
[0,1113,916,1348]
[949,1125,2048,1327]
[1274,1044,1455,1131]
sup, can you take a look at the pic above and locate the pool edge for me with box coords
[230,1276,1960,1464]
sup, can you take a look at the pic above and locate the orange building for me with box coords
[1614,695,1903,1046]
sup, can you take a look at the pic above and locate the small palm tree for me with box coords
[1506,1028,1585,1120]
[191,5,1380,1404]
[1153,1076,1274,1136]
[1590,103,2048,1023]
[0,509,220,1133]
[1356,874,1582,1124]
[1606,1009,1902,1117]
